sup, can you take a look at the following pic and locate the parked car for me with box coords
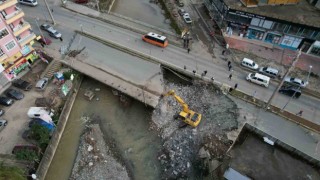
[279,86,302,98]
[0,96,14,106]
[241,58,259,70]
[19,0,38,6]
[37,36,52,45]
[40,24,53,32]
[258,67,279,78]
[0,109,5,117]
[6,89,24,100]
[13,79,32,91]
[48,28,62,39]
[178,9,186,16]
[183,13,192,24]
[0,119,7,127]
[246,73,270,88]
[35,78,49,91]
[284,76,306,88]
[176,0,184,7]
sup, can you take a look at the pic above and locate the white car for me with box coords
[47,28,62,39]
[183,13,192,24]
[284,76,306,88]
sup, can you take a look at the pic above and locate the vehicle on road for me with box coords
[48,28,62,39]
[13,79,32,91]
[258,67,279,78]
[246,73,270,88]
[241,58,259,70]
[142,32,168,48]
[37,36,52,45]
[0,109,4,117]
[176,0,184,7]
[0,119,7,127]
[183,13,192,24]
[0,96,13,106]
[279,86,301,98]
[163,90,202,127]
[6,89,24,100]
[178,9,186,16]
[284,76,306,88]
[19,0,38,6]
[40,24,52,32]
[35,78,49,91]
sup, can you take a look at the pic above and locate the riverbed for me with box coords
[45,77,162,179]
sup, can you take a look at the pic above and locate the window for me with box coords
[250,18,273,29]
[0,28,9,39]
[0,48,4,57]
[310,46,320,56]
[5,41,16,51]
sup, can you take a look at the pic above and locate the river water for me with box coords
[112,0,172,31]
[46,77,162,179]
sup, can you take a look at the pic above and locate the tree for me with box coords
[30,124,51,149]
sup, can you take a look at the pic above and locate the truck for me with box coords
[27,107,54,119]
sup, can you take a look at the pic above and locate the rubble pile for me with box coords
[152,80,238,179]
[70,124,129,180]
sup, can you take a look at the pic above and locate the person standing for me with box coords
[228,73,232,80]
[228,64,232,71]
[222,50,226,55]
[59,37,63,42]
[234,83,238,90]
[296,110,303,116]
[187,48,190,54]
[227,60,231,67]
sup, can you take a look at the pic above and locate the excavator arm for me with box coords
[164,90,189,112]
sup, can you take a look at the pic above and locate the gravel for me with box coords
[151,80,238,179]
[70,123,129,180]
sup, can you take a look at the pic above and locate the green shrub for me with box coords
[0,165,25,180]
[30,124,51,150]
[15,149,39,161]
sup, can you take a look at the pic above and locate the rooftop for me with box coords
[224,0,320,28]
[226,125,320,179]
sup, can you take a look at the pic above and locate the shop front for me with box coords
[280,35,303,50]
[247,27,265,40]
[264,33,281,44]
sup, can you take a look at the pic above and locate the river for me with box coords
[45,77,162,179]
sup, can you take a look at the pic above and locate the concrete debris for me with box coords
[152,80,238,179]
[70,124,129,180]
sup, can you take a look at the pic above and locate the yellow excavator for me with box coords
[163,90,202,127]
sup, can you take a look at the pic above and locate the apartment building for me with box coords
[0,0,37,82]
[204,0,320,57]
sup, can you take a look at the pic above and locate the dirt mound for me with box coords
[152,80,238,179]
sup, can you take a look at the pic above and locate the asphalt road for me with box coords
[21,1,320,124]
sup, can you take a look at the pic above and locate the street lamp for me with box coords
[35,18,47,45]
[306,65,312,85]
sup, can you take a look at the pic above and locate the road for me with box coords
[21,1,320,124]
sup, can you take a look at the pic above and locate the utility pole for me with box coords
[265,49,301,109]
[44,0,55,25]
[35,18,47,44]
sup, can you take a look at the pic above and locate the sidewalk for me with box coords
[225,35,320,74]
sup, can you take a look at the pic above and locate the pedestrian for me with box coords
[193,70,196,74]
[296,110,303,116]
[204,70,207,75]
[222,50,225,55]
[59,37,63,42]
[228,73,232,80]
[234,83,238,90]
[211,77,214,81]
[228,64,232,71]
[187,48,190,54]
[40,43,44,48]
[227,60,231,67]
[184,65,186,70]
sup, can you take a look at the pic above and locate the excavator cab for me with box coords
[164,90,202,127]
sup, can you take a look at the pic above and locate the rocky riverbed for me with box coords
[151,79,238,179]
[70,123,129,180]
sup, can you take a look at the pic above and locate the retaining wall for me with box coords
[35,75,83,180]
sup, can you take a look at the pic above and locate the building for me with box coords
[204,0,320,57]
[0,0,38,83]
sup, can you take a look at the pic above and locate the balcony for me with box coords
[0,0,17,11]
[18,33,36,47]
[5,7,24,24]
[13,22,31,36]
[0,53,8,63]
